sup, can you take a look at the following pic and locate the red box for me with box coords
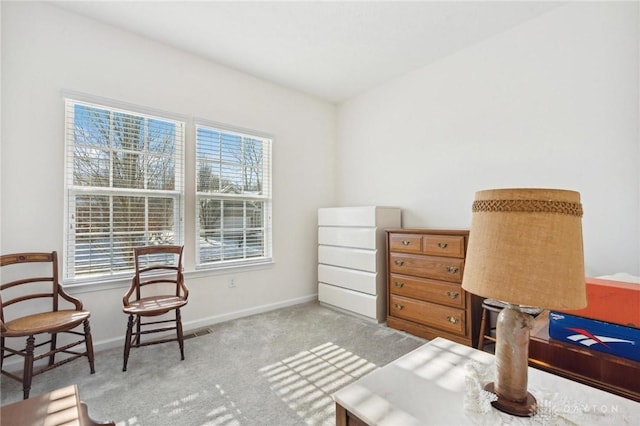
[561,277,640,328]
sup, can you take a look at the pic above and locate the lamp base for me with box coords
[485,382,537,417]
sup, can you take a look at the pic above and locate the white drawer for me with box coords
[318,283,378,320]
[318,226,377,249]
[318,264,378,295]
[318,245,377,272]
[318,206,400,227]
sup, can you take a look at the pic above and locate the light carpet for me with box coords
[1,302,426,426]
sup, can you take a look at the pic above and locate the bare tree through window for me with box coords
[196,125,271,265]
[66,100,184,279]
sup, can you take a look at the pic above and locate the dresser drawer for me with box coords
[389,295,466,335]
[319,245,377,272]
[389,274,464,308]
[319,283,378,319]
[388,233,422,253]
[389,253,464,283]
[318,226,377,250]
[318,206,400,227]
[319,264,378,296]
[423,235,465,258]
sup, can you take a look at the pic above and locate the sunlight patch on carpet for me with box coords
[202,384,243,426]
[259,342,377,425]
[119,416,141,425]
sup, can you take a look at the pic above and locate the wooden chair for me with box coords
[0,252,95,399]
[122,245,188,371]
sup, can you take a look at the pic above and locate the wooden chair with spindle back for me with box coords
[0,251,95,399]
[122,245,189,371]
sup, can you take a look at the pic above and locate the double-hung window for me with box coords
[196,122,272,268]
[64,98,185,281]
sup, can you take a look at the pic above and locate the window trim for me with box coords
[194,118,273,270]
[63,92,186,284]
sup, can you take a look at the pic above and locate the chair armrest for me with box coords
[178,273,189,300]
[58,285,84,310]
[122,278,137,307]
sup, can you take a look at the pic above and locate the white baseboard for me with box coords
[183,294,318,333]
[94,294,318,353]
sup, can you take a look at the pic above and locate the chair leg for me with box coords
[123,315,134,372]
[1,336,4,370]
[477,307,488,350]
[23,335,35,400]
[135,315,141,347]
[49,332,57,367]
[176,309,185,361]
[84,320,96,374]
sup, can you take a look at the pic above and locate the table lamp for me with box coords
[461,188,587,417]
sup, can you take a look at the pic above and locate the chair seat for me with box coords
[2,310,90,337]
[483,298,543,315]
[123,296,187,316]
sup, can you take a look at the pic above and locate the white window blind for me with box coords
[64,98,185,281]
[196,123,272,267]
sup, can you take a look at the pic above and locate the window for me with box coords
[196,123,272,267]
[64,98,184,281]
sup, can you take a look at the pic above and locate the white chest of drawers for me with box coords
[317,206,401,322]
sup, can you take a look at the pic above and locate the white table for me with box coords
[333,337,640,425]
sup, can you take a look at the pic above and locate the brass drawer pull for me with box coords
[446,316,459,324]
[394,260,404,266]
[394,282,404,288]
[446,266,459,273]
[446,291,459,299]
[437,242,448,249]
[402,240,411,246]
[394,303,404,310]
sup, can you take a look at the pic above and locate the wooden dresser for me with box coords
[385,229,482,347]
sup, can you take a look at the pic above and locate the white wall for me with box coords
[337,2,640,277]
[2,1,639,353]
[1,2,336,348]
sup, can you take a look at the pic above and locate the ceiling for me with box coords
[52,1,564,104]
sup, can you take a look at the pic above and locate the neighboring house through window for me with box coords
[64,98,185,282]
[195,122,272,268]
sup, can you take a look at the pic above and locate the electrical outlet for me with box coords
[229,277,236,288]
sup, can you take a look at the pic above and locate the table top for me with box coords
[1,384,83,426]
[333,337,640,425]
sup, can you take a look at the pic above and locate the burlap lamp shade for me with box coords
[462,188,587,310]
[461,188,587,417]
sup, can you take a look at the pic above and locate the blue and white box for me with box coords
[549,311,640,362]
